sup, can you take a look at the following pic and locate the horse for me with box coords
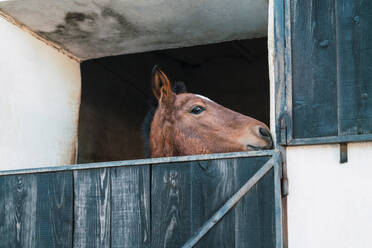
[142,65,273,158]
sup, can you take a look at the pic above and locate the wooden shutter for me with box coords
[280,0,372,145]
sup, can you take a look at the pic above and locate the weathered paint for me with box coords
[0,17,81,170]
[0,150,276,176]
[0,0,268,60]
[283,0,372,144]
[182,157,276,248]
[0,154,281,247]
[287,142,372,248]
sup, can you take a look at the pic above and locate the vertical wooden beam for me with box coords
[235,156,274,248]
[151,162,192,247]
[191,159,236,247]
[111,165,150,248]
[36,172,73,248]
[73,169,110,248]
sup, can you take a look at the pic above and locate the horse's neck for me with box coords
[150,117,179,158]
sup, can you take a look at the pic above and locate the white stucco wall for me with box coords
[287,142,372,248]
[0,17,81,170]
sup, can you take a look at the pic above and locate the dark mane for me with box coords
[142,81,187,157]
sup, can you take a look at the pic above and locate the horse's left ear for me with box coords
[151,65,175,104]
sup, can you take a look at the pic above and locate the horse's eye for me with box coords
[190,106,206,115]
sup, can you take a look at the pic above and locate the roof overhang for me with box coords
[0,0,268,61]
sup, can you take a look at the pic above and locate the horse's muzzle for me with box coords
[258,127,273,149]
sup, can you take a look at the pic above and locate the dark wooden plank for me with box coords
[234,157,274,248]
[192,159,236,248]
[337,0,372,135]
[257,169,276,248]
[0,175,16,248]
[291,0,338,138]
[182,158,275,248]
[0,175,37,247]
[111,165,150,248]
[35,172,73,248]
[73,169,110,248]
[151,162,192,248]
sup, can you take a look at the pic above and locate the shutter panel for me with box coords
[284,0,372,144]
[337,0,372,135]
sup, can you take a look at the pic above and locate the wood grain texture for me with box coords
[192,159,236,248]
[291,0,338,139]
[0,175,17,248]
[151,157,277,248]
[0,155,279,248]
[336,0,372,135]
[35,172,73,248]
[73,169,110,248]
[234,157,274,248]
[0,150,275,177]
[289,0,372,142]
[111,165,150,248]
[0,175,37,248]
[151,162,192,248]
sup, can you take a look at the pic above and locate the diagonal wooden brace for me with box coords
[182,158,275,248]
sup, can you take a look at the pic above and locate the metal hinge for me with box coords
[279,151,289,197]
[340,143,348,164]
[281,177,289,197]
[277,121,289,197]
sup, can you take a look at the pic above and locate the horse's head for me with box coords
[149,66,273,157]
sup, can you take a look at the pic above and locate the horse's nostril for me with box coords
[258,127,273,149]
[259,127,271,138]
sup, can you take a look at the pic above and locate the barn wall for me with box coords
[0,17,81,170]
[286,142,372,248]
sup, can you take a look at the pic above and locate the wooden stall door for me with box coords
[151,156,282,248]
[0,153,282,248]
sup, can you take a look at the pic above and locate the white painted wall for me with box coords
[0,17,81,170]
[287,142,372,248]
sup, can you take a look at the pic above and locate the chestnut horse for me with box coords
[142,66,273,158]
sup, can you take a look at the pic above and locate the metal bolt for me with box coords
[362,93,368,99]
[353,16,360,24]
[319,40,329,48]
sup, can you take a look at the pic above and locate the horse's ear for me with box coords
[151,65,175,103]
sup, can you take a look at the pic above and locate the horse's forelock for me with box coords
[172,81,187,94]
